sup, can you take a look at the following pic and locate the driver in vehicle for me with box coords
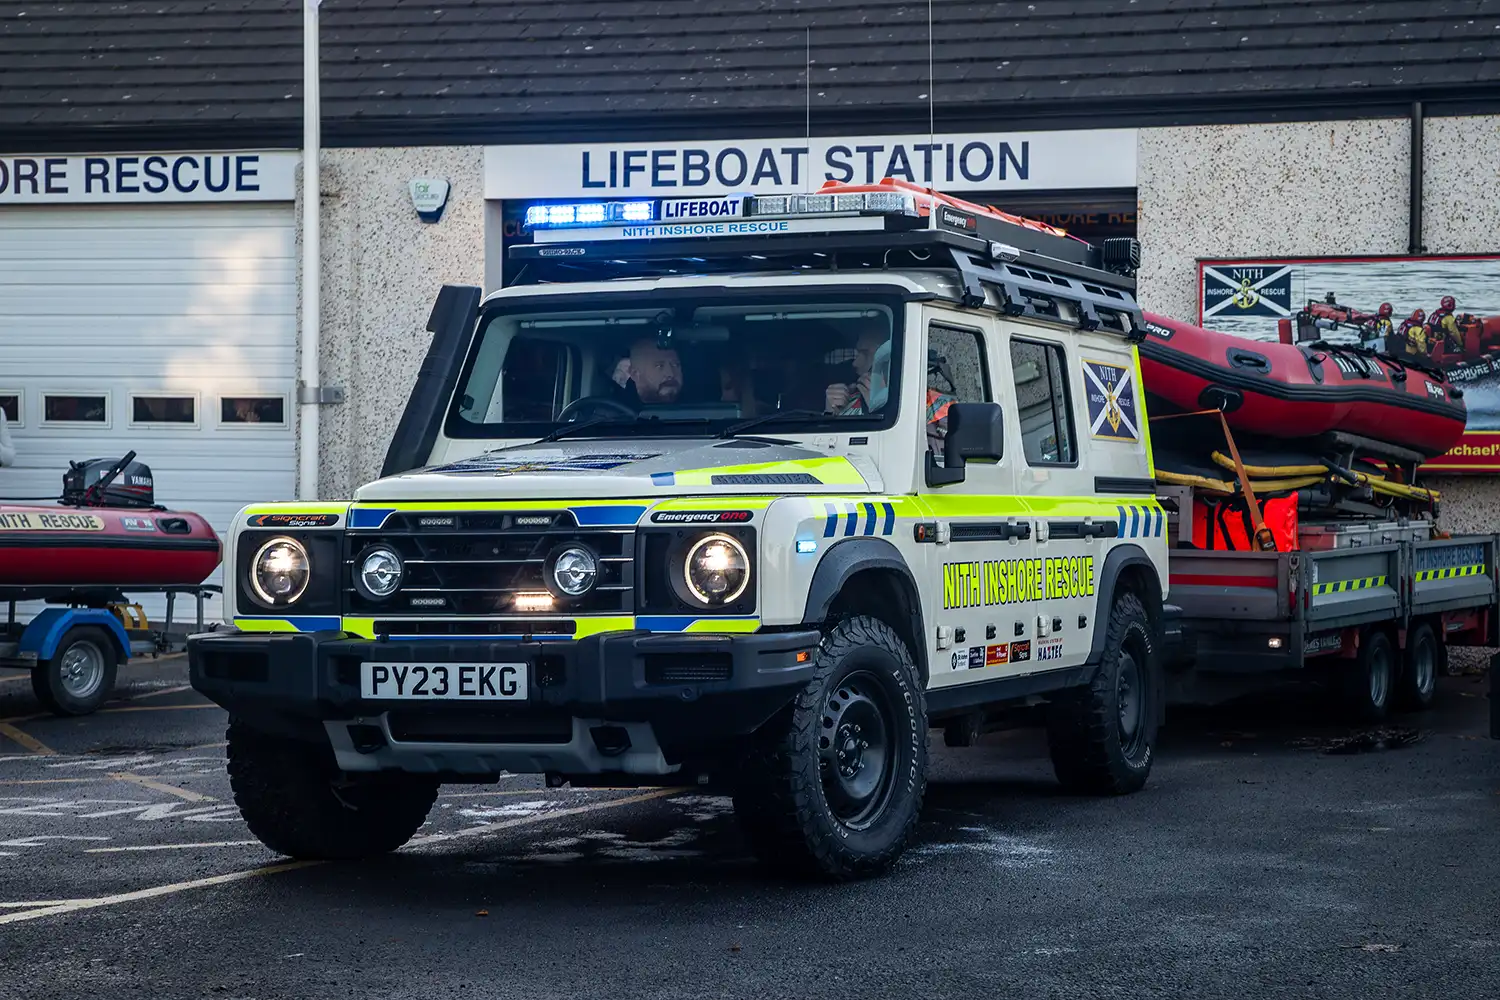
[625,339,684,405]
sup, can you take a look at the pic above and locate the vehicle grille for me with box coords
[345,510,634,617]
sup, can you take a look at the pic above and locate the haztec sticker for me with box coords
[984,644,1008,667]
[0,511,104,531]
[1037,640,1064,662]
[120,516,157,532]
[942,556,1094,609]
[650,510,753,524]
[248,513,340,528]
[1009,640,1031,662]
[429,452,661,476]
[1082,359,1139,442]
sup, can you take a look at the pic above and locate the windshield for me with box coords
[446,293,906,439]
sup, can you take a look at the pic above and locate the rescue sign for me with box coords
[0,511,105,531]
[0,152,298,204]
[942,556,1095,610]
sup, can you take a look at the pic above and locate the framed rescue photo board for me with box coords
[1198,254,1500,473]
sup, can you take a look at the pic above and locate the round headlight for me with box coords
[356,546,403,600]
[249,536,310,606]
[683,533,750,605]
[550,545,598,597]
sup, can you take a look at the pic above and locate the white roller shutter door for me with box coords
[0,203,297,624]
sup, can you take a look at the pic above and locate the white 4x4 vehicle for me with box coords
[190,181,1170,879]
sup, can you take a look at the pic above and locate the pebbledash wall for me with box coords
[308,116,1500,547]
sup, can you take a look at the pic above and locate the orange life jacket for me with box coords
[1191,495,1299,552]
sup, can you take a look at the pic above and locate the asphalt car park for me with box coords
[0,658,1496,1000]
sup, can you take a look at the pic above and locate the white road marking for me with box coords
[0,836,111,849]
[0,786,680,925]
[85,841,262,854]
[108,772,215,802]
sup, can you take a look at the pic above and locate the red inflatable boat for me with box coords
[0,504,221,587]
[1139,312,1467,459]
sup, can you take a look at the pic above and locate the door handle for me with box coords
[1048,520,1119,540]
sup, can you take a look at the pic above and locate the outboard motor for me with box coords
[61,452,155,508]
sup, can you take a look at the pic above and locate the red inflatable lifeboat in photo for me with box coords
[0,452,221,588]
[1138,312,1467,460]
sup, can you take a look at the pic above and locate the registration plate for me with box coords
[361,662,528,701]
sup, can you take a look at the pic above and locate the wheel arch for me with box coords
[1085,544,1164,668]
[20,609,129,664]
[802,538,929,684]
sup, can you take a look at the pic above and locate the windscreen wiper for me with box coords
[537,416,620,442]
[717,409,827,439]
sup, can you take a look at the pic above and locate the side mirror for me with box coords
[925,401,1004,487]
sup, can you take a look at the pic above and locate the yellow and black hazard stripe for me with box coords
[1415,563,1486,583]
[1311,575,1388,597]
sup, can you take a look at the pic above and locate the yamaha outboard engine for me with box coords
[61,452,155,508]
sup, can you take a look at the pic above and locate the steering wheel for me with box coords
[556,395,637,423]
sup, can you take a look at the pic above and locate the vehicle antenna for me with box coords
[928,0,936,189]
[806,25,812,195]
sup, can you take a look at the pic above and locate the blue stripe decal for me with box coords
[651,472,676,487]
[1116,505,1127,537]
[1154,508,1164,537]
[862,502,878,536]
[238,615,342,631]
[570,505,648,527]
[1131,506,1142,538]
[824,502,839,538]
[348,508,395,529]
[882,502,896,536]
[843,503,858,537]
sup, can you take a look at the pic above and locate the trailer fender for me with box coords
[20,609,129,663]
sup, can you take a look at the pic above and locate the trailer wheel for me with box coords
[31,625,119,716]
[1394,623,1442,712]
[1340,628,1394,723]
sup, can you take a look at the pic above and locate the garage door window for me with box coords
[220,396,286,425]
[131,394,197,426]
[43,393,109,425]
[0,391,19,425]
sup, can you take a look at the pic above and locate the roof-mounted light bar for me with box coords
[522,190,919,234]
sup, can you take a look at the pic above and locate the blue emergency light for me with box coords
[524,201,655,229]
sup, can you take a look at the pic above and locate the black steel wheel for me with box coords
[1394,623,1442,712]
[732,615,927,881]
[1340,628,1394,723]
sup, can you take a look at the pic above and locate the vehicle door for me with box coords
[918,313,1035,691]
[1003,325,1115,672]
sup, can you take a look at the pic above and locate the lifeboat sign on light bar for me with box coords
[525,192,916,244]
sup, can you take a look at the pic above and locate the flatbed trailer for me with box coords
[1157,486,1498,719]
[0,584,223,716]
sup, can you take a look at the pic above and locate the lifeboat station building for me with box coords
[3,0,1500,550]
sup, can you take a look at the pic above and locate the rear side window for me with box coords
[499,337,576,422]
[1010,339,1076,465]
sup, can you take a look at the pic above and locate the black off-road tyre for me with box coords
[1394,623,1442,713]
[1046,592,1159,795]
[732,615,927,881]
[31,625,119,717]
[226,717,438,860]
[1340,628,1395,723]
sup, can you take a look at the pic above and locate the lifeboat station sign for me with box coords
[0,151,298,203]
[485,129,1137,200]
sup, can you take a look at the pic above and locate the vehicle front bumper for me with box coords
[189,627,821,777]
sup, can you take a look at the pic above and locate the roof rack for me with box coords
[504,179,1145,340]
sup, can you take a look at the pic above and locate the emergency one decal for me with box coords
[941,556,1095,610]
[1082,359,1139,442]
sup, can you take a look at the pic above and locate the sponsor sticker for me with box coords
[984,644,1008,667]
[1303,633,1343,655]
[968,645,985,669]
[120,516,157,532]
[1037,640,1064,662]
[248,513,340,528]
[0,511,105,531]
[649,510,754,524]
[949,646,985,670]
[938,206,977,233]
[1009,640,1031,662]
